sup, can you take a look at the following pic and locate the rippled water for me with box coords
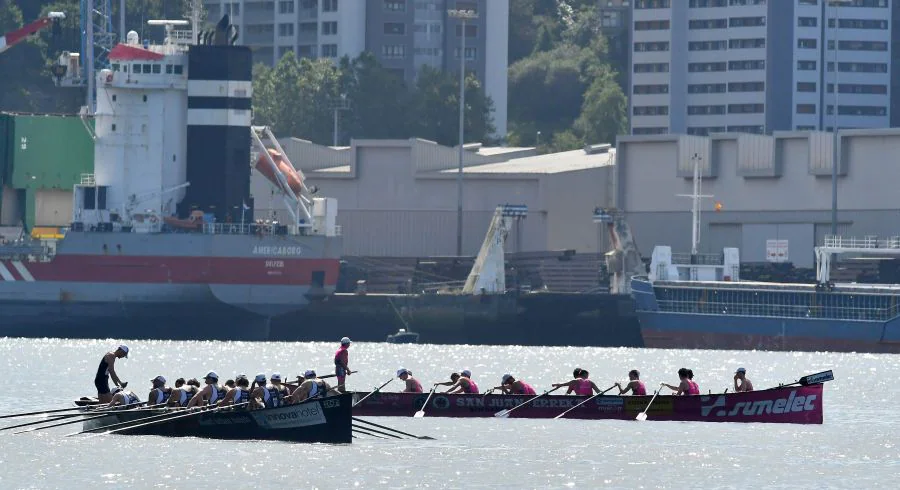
[0,338,897,489]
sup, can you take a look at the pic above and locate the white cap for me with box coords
[461,369,472,378]
[204,371,219,380]
[118,345,129,357]
[271,372,282,381]
[341,336,351,345]
[502,373,513,383]
[151,375,166,384]
[397,368,410,377]
[304,369,317,378]
[254,373,266,383]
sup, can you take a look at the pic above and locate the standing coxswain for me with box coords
[334,337,352,393]
[494,374,536,395]
[95,345,129,403]
[616,369,647,395]
[397,368,423,393]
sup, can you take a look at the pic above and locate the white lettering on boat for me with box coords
[700,390,817,418]
[253,246,303,256]
[265,260,284,268]
[251,402,326,428]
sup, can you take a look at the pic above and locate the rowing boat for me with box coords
[78,394,353,443]
[351,384,826,424]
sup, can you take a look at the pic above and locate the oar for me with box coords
[553,384,617,420]
[635,384,665,422]
[13,412,117,434]
[495,386,563,418]
[413,385,438,418]
[15,403,161,435]
[1,413,83,432]
[0,401,140,420]
[288,371,358,386]
[352,417,435,440]
[352,427,387,439]
[352,423,401,439]
[351,378,394,408]
[85,402,251,439]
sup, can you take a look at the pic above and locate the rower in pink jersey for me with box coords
[397,368,423,393]
[440,370,479,394]
[552,368,601,395]
[616,369,647,396]
[663,368,699,395]
[496,374,536,395]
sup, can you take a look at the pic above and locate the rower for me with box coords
[334,336,352,393]
[438,369,479,394]
[253,373,290,409]
[219,375,250,406]
[224,379,236,390]
[553,368,600,396]
[148,375,170,406]
[734,367,754,392]
[495,374,536,395]
[108,387,140,407]
[169,378,201,407]
[187,371,223,407]
[94,345,129,404]
[663,368,700,395]
[397,368,423,393]
[616,369,647,395]
[290,370,334,404]
[250,374,268,409]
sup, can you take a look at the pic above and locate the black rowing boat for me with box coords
[79,394,353,443]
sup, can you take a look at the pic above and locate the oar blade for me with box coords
[635,412,648,422]
[413,410,426,418]
[494,409,510,418]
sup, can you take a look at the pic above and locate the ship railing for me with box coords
[420,280,466,294]
[823,235,900,249]
[657,298,900,322]
[202,222,292,236]
[80,173,96,186]
[670,253,724,266]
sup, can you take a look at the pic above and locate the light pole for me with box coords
[448,8,478,256]
[331,94,350,147]
[828,0,850,237]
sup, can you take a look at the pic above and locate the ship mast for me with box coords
[676,153,713,256]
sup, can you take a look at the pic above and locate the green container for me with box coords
[8,113,94,190]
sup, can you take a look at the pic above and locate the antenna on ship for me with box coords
[186,0,203,44]
[676,153,713,256]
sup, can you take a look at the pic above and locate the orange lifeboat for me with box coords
[163,210,205,231]
[256,148,303,197]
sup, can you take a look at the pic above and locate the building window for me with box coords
[635,0,670,7]
[633,84,669,94]
[322,0,338,12]
[279,23,294,36]
[834,40,888,51]
[384,22,406,35]
[797,17,817,27]
[796,82,816,92]
[299,22,317,34]
[633,105,669,116]
[279,1,295,13]
[727,125,764,134]
[633,127,669,135]
[830,62,888,73]
[689,0,727,6]
[728,60,765,70]
[689,19,727,29]
[728,81,764,92]
[633,63,669,73]
[687,105,726,115]
[384,0,406,11]
[297,44,317,58]
[827,83,888,95]
[688,40,726,51]
[797,60,816,70]
[322,44,338,57]
[382,44,407,59]
[601,11,621,27]
[414,47,443,56]
[174,65,183,75]
[827,105,887,116]
[634,20,670,30]
[797,38,817,49]
[729,0,766,4]
[634,41,670,52]
[828,18,888,29]
[152,64,161,74]
[322,21,338,35]
[728,17,765,27]
[688,62,727,72]
[455,24,477,37]
[796,125,816,130]
[453,46,476,60]
[688,83,726,94]
[454,1,477,14]
[278,46,293,59]
[688,127,727,136]
[728,104,764,114]
[728,38,765,49]
[796,104,816,114]
[300,0,317,9]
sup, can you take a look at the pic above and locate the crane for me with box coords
[0,12,65,55]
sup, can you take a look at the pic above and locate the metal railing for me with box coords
[670,253,724,265]
[823,235,900,249]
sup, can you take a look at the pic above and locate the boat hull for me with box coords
[351,385,825,424]
[83,394,353,443]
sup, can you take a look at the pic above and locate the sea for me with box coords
[0,338,896,490]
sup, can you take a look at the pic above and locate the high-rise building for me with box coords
[202,0,508,136]
[629,0,892,135]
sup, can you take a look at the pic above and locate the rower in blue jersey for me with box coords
[168,378,200,407]
[187,371,223,407]
[251,373,289,409]
[218,374,250,406]
[289,370,334,404]
[147,375,170,406]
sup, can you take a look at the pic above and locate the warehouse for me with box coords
[615,129,900,268]
[252,138,617,257]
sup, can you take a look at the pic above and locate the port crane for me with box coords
[0,12,65,55]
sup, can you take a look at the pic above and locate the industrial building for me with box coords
[201,0,509,136]
[630,0,893,135]
[254,138,616,256]
[615,128,900,268]
[0,113,94,231]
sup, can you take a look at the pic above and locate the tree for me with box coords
[575,75,628,145]
[338,51,410,141]
[411,66,495,146]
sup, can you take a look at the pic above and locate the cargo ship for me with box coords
[631,238,900,353]
[0,14,341,340]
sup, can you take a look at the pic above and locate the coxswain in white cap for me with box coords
[334,337,352,392]
[187,371,224,407]
[397,368,423,393]
[290,370,334,404]
[94,344,129,403]
[734,367,754,392]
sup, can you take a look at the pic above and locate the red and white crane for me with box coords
[0,11,65,55]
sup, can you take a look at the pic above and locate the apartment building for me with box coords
[202,0,508,136]
[629,0,892,135]
[598,0,633,97]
